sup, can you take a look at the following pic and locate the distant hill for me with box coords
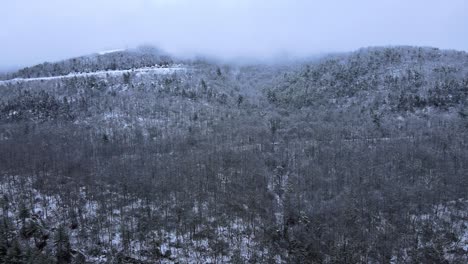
[0,46,175,80]
[267,46,468,112]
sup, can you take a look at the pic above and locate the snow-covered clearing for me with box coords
[97,49,125,55]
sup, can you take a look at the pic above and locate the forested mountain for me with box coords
[0,46,467,263]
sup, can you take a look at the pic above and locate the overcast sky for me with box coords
[1,0,467,70]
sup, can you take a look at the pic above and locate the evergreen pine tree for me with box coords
[6,239,23,264]
[55,226,71,264]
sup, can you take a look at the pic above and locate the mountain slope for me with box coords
[0,46,467,263]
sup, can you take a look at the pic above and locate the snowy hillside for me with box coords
[0,46,467,263]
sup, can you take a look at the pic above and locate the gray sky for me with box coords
[1,0,467,69]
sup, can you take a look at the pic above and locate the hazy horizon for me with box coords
[1,0,467,70]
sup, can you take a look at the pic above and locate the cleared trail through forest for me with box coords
[0,66,186,85]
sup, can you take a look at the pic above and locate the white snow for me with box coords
[97,49,125,55]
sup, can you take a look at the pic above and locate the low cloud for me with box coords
[1,0,467,68]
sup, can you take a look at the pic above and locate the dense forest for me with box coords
[0,46,467,263]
